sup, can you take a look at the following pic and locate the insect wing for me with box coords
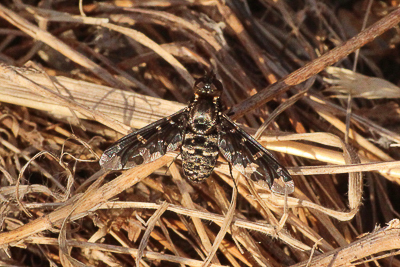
[218,115,294,194]
[100,108,188,170]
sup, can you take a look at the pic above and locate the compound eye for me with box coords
[194,80,205,90]
[210,79,223,93]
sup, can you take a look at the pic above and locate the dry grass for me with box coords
[1,1,400,266]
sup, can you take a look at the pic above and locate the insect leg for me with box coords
[166,152,181,175]
[277,184,290,232]
[228,161,238,192]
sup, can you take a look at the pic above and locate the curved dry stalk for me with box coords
[21,198,311,251]
[254,79,312,139]
[0,165,15,186]
[136,201,169,266]
[0,63,130,135]
[0,68,185,131]
[95,201,310,251]
[0,4,122,88]
[20,5,194,86]
[202,175,237,267]
[170,163,215,261]
[0,156,172,245]
[15,150,73,217]
[1,184,62,201]
[213,172,334,251]
[229,7,400,119]
[0,135,66,190]
[292,219,400,267]
[101,22,193,86]
[259,131,400,179]
[24,237,227,267]
[306,95,394,161]
[217,130,363,219]
[57,160,108,267]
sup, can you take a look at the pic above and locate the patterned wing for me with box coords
[218,115,294,194]
[100,108,188,170]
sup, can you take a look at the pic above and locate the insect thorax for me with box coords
[182,95,221,182]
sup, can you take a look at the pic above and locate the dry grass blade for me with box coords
[0,4,122,88]
[169,163,215,262]
[324,66,400,99]
[0,156,172,245]
[0,67,185,130]
[0,63,129,134]
[1,1,400,266]
[58,165,107,267]
[202,176,237,267]
[15,150,71,217]
[229,7,400,119]
[90,201,305,248]
[102,23,193,86]
[24,237,228,267]
[136,201,169,266]
[292,219,400,267]
[254,78,313,139]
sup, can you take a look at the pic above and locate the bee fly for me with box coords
[100,72,294,194]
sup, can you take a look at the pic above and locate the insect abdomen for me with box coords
[182,132,219,182]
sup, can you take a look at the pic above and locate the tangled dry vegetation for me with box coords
[1,0,400,266]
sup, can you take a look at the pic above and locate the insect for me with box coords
[100,72,294,194]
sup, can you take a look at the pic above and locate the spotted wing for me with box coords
[218,115,294,194]
[100,108,188,170]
